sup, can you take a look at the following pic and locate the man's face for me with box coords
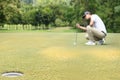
[85,14,91,20]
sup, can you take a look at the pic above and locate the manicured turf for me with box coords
[0,32,120,80]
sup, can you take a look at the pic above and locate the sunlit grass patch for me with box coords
[0,32,120,80]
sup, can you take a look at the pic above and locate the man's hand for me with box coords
[76,23,87,31]
[76,23,81,28]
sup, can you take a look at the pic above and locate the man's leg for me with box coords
[85,32,96,45]
[86,26,96,42]
[86,26,106,41]
[85,34,89,40]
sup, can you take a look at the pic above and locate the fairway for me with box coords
[0,32,120,80]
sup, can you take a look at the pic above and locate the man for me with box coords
[76,11,107,45]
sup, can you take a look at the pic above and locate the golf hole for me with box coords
[1,71,23,77]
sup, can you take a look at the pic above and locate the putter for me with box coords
[73,29,77,46]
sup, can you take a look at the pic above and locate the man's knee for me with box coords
[87,25,92,31]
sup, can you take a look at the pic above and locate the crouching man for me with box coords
[76,11,107,45]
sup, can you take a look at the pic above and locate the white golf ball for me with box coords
[73,42,76,45]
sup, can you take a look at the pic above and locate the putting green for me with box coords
[0,32,120,80]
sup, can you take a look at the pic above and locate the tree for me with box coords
[0,0,21,25]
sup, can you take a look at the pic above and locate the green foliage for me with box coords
[22,5,36,25]
[115,5,120,13]
[0,0,120,32]
[0,0,20,25]
[55,18,69,27]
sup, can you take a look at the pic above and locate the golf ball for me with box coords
[73,42,76,45]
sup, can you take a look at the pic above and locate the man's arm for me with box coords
[76,23,87,31]
[89,18,94,27]
[76,18,94,31]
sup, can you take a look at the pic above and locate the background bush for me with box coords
[0,0,120,32]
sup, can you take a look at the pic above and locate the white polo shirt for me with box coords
[91,14,107,33]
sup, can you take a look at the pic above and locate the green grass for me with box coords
[0,27,76,33]
[0,32,120,80]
